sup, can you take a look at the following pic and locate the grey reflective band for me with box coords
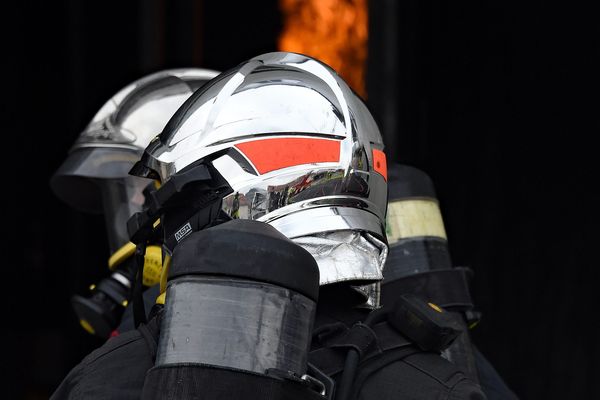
[156,277,316,375]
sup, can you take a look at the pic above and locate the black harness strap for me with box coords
[133,243,148,328]
[309,321,414,376]
[137,305,164,361]
[138,316,161,360]
[328,323,378,357]
[350,346,428,400]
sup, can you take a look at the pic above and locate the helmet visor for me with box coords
[99,176,148,253]
[51,147,141,213]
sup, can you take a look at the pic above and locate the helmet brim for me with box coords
[50,147,140,213]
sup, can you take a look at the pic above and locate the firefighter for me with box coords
[52,52,485,399]
[50,68,219,338]
[383,162,518,399]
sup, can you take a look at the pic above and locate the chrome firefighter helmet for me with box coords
[131,52,388,291]
[51,68,219,251]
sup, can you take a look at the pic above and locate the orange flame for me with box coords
[278,0,368,99]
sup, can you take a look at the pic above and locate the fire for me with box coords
[278,0,368,99]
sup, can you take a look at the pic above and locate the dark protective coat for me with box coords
[50,302,515,400]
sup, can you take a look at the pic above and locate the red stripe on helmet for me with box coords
[372,149,387,181]
[235,137,341,174]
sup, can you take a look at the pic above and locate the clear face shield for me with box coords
[98,175,149,253]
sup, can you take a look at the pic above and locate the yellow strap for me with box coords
[155,292,166,305]
[108,242,137,270]
[155,254,171,305]
[108,240,164,288]
[142,245,163,287]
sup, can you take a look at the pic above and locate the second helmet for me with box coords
[51,68,220,251]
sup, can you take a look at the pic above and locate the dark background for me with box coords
[1,1,597,398]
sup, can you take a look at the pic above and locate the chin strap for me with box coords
[155,254,171,306]
[133,242,148,328]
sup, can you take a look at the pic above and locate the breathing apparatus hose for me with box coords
[334,309,388,400]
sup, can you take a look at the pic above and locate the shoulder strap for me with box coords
[351,346,425,398]
[137,306,163,361]
[309,320,415,376]
[310,293,471,400]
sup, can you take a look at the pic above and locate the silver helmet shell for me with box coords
[133,52,388,288]
[51,68,220,214]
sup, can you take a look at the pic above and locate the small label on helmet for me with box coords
[175,222,193,242]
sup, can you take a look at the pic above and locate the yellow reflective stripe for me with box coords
[386,199,447,245]
[108,242,137,270]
